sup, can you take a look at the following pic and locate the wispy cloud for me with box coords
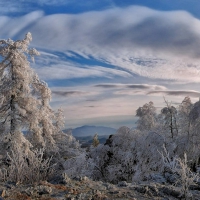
[95,83,167,90]
[35,63,131,80]
[95,84,200,99]
[32,0,67,6]
[147,90,200,98]
[0,0,68,15]
[32,50,132,81]
[0,11,44,38]
[52,91,87,97]
[51,86,100,99]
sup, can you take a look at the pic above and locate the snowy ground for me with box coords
[1,176,200,200]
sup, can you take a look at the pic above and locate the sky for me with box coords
[1,0,200,129]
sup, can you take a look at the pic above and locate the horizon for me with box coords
[1,1,200,129]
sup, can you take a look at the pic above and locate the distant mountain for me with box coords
[70,125,116,137]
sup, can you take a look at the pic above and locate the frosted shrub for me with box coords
[160,147,199,199]
[86,127,141,183]
[87,144,111,181]
[0,147,55,184]
[177,154,199,199]
[63,152,94,178]
[132,132,165,182]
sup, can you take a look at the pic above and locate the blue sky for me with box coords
[1,0,200,129]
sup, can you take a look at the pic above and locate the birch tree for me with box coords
[136,101,157,131]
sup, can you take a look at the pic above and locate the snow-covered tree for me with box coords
[0,33,83,184]
[0,33,65,156]
[93,133,99,147]
[85,127,141,183]
[0,33,40,155]
[178,97,193,136]
[136,101,157,131]
[160,99,178,138]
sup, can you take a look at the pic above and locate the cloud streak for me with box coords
[95,84,200,99]
[95,83,167,90]
[52,91,87,97]
[147,90,200,98]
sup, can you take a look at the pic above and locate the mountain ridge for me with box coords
[65,125,116,137]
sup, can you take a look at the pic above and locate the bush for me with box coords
[0,147,55,184]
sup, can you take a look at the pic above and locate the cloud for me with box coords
[31,50,132,81]
[0,0,116,16]
[20,7,200,60]
[35,63,131,80]
[1,6,200,82]
[147,90,200,98]
[97,84,200,99]
[0,0,67,15]
[2,6,200,84]
[33,0,67,6]
[52,91,87,97]
[0,11,44,39]
[95,83,167,90]
[51,86,101,100]
[94,83,168,96]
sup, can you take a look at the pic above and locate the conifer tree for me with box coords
[93,133,100,147]
[0,33,62,156]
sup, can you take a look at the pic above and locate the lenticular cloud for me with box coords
[1,7,200,82]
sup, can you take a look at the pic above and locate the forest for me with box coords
[1,33,200,199]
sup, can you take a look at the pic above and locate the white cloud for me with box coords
[1,6,200,85]
[0,6,199,82]
[22,7,200,59]
[0,11,44,38]
[32,51,132,80]
[35,63,131,80]
[2,5,200,128]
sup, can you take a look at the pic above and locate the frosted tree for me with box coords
[0,33,40,156]
[0,33,63,156]
[132,131,166,182]
[185,99,200,170]
[85,127,141,183]
[93,133,100,147]
[178,97,193,137]
[136,101,157,131]
[160,99,178,138]
[160,148,199,199]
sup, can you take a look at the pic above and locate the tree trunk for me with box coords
[10,94,16,135]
